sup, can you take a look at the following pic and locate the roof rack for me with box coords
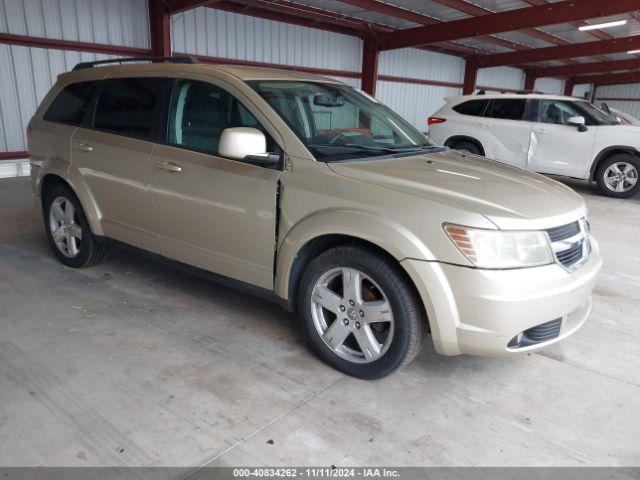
[72,56,199,71]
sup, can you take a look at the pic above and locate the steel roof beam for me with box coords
[572,71,640,86]
[477,35,640,68]
[534,58,640,78]
[376,0,640,51]
[208,0,496,57]
[335,0,533,53]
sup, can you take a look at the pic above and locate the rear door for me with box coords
[481,98,531,168]
[71,77,171,252]
[527,99,597,177]
[151,78,282,290]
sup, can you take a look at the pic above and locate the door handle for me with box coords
[533,128,548,134]
[155,161,182,173]
[73,142,93,152]
[480,122,492,127]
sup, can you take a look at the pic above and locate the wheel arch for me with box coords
[274,210,434,316]
[589,145,640,181]
[40,171,103,236]
[444,135,485,155]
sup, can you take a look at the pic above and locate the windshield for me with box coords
[574,101,619,126]
[248,80,436,162]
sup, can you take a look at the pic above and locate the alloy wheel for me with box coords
[49,196,83,258]
[310,267,394,364]
[603,162,638,193]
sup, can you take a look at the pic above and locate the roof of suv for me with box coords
[58,61,343,85]
[449,93,581,103]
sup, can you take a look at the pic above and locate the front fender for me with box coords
[274,208,435,300]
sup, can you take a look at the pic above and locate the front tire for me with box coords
[43,183,108,268]
[596,154,640,198]
[298,246,426,379]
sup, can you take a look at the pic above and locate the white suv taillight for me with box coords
[428,117,446,125]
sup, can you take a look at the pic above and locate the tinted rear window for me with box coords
[486,99,526,121]
[44,81,99,125]
[93,78,169,140]
[452,100,489,117]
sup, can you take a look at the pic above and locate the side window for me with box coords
[44,81,99,125]
[452,100,489,117]
[534,100,584,126]
[93,77,168,141]
[486,99,526,121]
[168,79,266,157]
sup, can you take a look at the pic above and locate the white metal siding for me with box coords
[377,48,463,130]
[0,0,149,152]
[595,83,640,119]
[171,8,362,73]
[378,48,464,83]
[376,81,462,131]
[477,67,524,92]
[0,0,149,49]
[0,44,116,152]
[572,83,592,99]
[534,77,565,95]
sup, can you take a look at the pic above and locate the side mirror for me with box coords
[218,127,279,165]
[568,116,588,132]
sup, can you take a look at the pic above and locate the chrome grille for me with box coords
[546,219,590,270]
[547,222,580,242]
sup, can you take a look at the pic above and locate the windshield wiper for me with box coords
[309,143,437,154]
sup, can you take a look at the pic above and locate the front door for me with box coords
[151,78,281,290]
[71,77,171,251]
[527,99,597,178]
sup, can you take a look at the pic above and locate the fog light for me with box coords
[508,319,562,349]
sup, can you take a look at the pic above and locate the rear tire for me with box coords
[595,154,640,198]
[43,183,108,268]
[297,245,426,380]
[450,140,482,155]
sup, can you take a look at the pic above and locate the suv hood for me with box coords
[327,149,586,229]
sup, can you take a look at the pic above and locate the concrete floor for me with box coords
[0,173,639,468]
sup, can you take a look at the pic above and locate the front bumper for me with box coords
[401,237,602,356]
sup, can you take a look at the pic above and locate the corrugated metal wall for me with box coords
[572,83,592,99]
[595,83,640,119]
[0,0,149,153]
[0,45,117,152]
[0,0,149,48]
[377,81,461,131]
[534,77,565,95]
[378,48,464,83]
[171,8,362,73]
[477,67,524,92]
[377,48,463,129]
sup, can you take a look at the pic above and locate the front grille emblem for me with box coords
[546,219,590,271]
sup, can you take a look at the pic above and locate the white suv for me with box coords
[428,93,640,198]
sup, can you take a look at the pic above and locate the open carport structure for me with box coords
[0,0,639,473]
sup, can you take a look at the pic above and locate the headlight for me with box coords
[444,224,554,269]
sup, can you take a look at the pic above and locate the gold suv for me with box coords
[29,57,602,379]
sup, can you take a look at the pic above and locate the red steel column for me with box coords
[463,60,478,94]
[361,36,379,95]
[524,71,536,92]
[149,0,171,57]
[564,78,574,96]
